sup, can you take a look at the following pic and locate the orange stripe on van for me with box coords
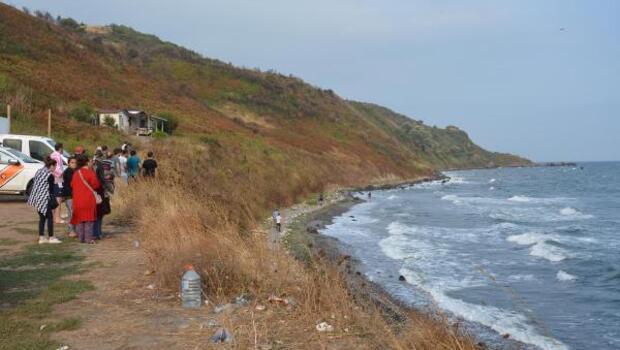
[0,164,25,188]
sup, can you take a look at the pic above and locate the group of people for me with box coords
[27,141,158,244]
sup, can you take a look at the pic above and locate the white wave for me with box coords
[530,242,567,262]
[507,232,549,246]
[507,233,568,262]
[441,172,471,185]
[556,270,577,281]
[440,194,462,205]
[387,221,413,236]
[378,234,413,260]
[491,206,591,223]
[448,176,468,184]
[559,207,594,219]
[489,178,496,183]
[508,195,532,202]
[489,186,495,191]
[507,274,537,282]
[387,195,398,200]
[399,268,569,350]
[560,207,578,216]
[379,223,434,261]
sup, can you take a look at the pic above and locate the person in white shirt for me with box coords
[276,213,282,233]
[118,149,128,184]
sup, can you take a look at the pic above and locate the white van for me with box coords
[0,146,42,195]
[0,134,69,164]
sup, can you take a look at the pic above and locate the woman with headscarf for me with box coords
[71,154,101,244]
[28,156,61,244]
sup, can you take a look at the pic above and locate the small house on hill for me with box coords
[97,109,167,135]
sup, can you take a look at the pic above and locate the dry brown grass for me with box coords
[110,139,479,349]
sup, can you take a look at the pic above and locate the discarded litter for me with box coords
[132,240,140,248]
[181,264,202,309]
[213,303,233,313]
[268,295,289,306]
[255,304,266,311]
[146,284,155,290]
[56,346,70,350]
[39,324,47,331]
[316,322,334,332]
[234,294,251,306]
[211,328,233,343]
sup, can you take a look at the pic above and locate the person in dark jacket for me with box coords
[92,150,114,239]
[28,157,61,244]
[62,156,78,238]
[142,151,158,177]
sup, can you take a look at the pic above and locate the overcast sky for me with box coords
[8,0,620,161]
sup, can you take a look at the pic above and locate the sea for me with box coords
[321,162,620,350]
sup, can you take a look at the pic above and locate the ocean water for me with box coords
[322,162,620,350]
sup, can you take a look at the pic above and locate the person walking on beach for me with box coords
[276,212,282,233]
[71,155,100,244]
[368,192,372,200]
[28,157,61,244]
[318,193,324,206]
[141,151,158,178]
[50,143,65,225]
[127,150,141,181]
[62,156,78,238]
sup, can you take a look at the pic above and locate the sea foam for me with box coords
[557,270,577,281]
[508,195,532,202]
[560,207,594,219]
[507,233,568,262]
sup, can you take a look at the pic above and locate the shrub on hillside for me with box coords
[157,112,179,134]
[69,102,95,123]
[152,130,167,139]
[58,17,83,32]
[103,116,116,128]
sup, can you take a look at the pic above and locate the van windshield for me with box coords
[4,148,40,163]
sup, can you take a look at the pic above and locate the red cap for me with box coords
[184,264,194,270]
[74,146,85,155]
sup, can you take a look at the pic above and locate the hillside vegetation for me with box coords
[0,3,529,180]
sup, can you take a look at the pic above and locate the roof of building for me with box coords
[97,109,122,114]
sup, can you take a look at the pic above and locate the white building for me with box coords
[97,109,167,135]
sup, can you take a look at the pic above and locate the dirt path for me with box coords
[0,200,215,349]
[52,225,217,349]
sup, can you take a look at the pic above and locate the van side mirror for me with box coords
[8,159,20,166]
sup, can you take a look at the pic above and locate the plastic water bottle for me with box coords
[181,265,202,309]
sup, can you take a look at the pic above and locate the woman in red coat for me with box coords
[71,155,101,244]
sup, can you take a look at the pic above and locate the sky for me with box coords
[7,0,620,161]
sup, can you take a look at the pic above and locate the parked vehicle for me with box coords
[0,134,69,164]
[0,146,42,195]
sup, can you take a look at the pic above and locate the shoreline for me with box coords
[282,174,530,350]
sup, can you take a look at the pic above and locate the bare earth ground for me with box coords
[1,197,332,350]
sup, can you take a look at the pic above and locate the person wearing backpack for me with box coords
[71,155,101,244]
[93,150,114,239]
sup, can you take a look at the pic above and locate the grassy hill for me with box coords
[0,3,529,179]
